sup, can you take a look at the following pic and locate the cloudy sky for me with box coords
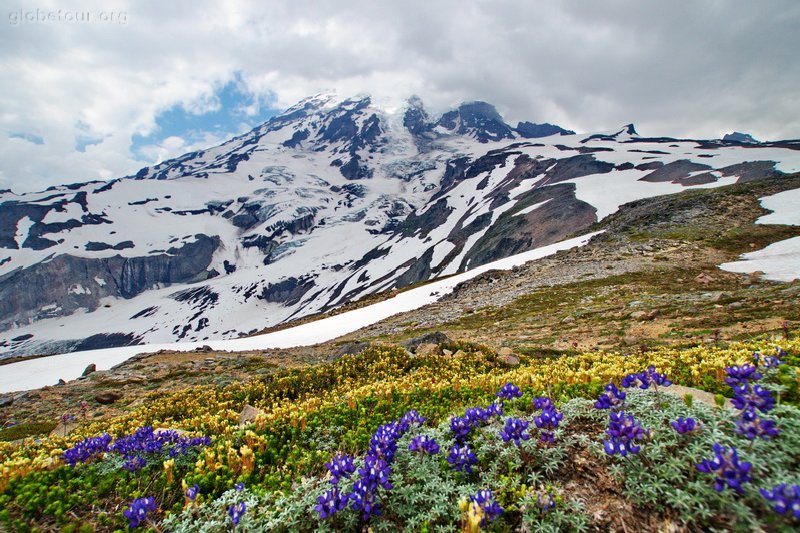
[1,0,799,193]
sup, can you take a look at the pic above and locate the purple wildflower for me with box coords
[408,434,440,455]
[696,443,752,494]
[735,409,779,441]
[227,502,246,526]
[730,384,775,413]
[497,382,523,401]
[470,489,503,525]
[325,453,356,485]
[603,411,648,457]
[671,417,701,435]
[185,484,199,502]
[594,383,626,410]
[122,496,157,529]
[724,364,763,387]
[760,483,800,519]
[448,444,478,473]
[499,417,531,446]
[315,487,348,519]
[534,407,564,442]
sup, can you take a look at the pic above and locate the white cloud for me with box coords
[1,0,799,193]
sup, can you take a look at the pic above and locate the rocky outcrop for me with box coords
[0,235,219,331]
[515,121,574,138]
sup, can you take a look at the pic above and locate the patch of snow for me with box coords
[0,232,600,393]
[720,187,800,282]
[755,188,800,225]
[720,237,800,282]
[94,277,107,286]
[514,199,552,216]
[14,216,34,249]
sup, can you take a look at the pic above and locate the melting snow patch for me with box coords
[720,237,800,282]
[720,187,800,281]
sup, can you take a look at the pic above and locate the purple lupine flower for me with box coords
[448,444,478,473]
[760,483,800,519]
[464,407,488,424]
[234,482,245,491]
[350,478,382,520]
[122,496,157,529]
[315,487,349,519]
[450,416,474,442]
[671,417,701,435]
[470,489,503,525]
[62,433,112,466]
[398,409,426,431]
[122,455,147,472]
[185,484,199,502]
[325,453,357,484]
[622,366,672,390]
[483,401,504,419]
[408,434,440,454]
[724,364,763,387]
[594,383,626,410]
[735,409,779,441]
[227,502,246,526]
[369,422,402,461]
[499,417,531,446]
[696,443,752,494]
[497,382,523,401]
[603,411,648,457]
[534,407,564,442]
[532,396,554,410]
[536,489,556,512]
[731,384,775,413]
[358,455,393,491]
[753,351,784,369]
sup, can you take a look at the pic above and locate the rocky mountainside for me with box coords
[2,93,800,358]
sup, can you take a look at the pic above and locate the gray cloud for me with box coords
[1,0,799,192]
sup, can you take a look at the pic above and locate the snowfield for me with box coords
[0,232,599,393]
[720,187,800,282]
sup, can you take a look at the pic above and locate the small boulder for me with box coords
[694,273,715,284]
[0,396,13,408]
[402,332,453,352]
[414,343,441,357]
[81,363,97,377]
[239,404,264,427]
[333,342,371,358]
[94,392,122,405]
[498,354,520,367]
[50,419,79,437]
[630,310,648,320]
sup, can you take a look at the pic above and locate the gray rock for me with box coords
[402,331,452,352]
[81,363,96,377]
[333,342,370,357]
[0,395,13,407]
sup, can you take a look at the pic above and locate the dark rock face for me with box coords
[261,276,316,305]
[436,102,515,143]
[460,183,597,269]
[515,122,574,138]
[403,96,433,137]
[0,235,219,331]
[639,159,713,183]
[75,333,142,352]
[537,155,615,186]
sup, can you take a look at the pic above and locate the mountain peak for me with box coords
[723,131,759,144]
[435,101,515,143]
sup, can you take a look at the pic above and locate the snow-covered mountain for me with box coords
[2,93,800,358]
